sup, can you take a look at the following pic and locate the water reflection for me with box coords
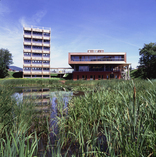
[13,87,73,156]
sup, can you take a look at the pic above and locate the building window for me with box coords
[32,46,42,50]
[24,45,31,49]
[24,38,31,42]
[44,47,50,50]
[24,67,31,70]
[97,56,104,61]
[24,31,31,34]
[24,60,31,63]
[24,53,31,56]
[43,61,50,64]
[75,56,79,61]
[33,39,42,43]
[33,31,42,36]
[81,56,85,61]
[32,53,42,56]
[71,56,74,61]
[85,56,88,61]
[89,65,104,71]
[32,67,42,70]
[79,66,89,72]
[32,60,42,64]
[43,53,50,57]
[43,40,50,43]
[89,56,96,61]
[43,33,50,37]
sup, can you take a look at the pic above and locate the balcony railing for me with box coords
[23,64,31,67]
[42,72,50,74]
[31,64,42,67]
[24,49,31,52]
[24,42,31,45]
[31,71,42,75]
[43,43,50,47]
[42,64,50,68]
[23,71,31,74]
[31,57,42,60]
[23,56,31,60]
[43,50,50,54]
[32,28,42,32]
[24,27,31,31]
[32,35,42,39]
[31,50,42,53]
[43,36,50,40]
[42,57,50,61]
[23,35,31,38]
[32,43,42,46]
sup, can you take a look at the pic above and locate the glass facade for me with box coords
[71,55,124,61]
[74,65,121,72]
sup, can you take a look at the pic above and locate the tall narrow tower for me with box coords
[23,26,51,78]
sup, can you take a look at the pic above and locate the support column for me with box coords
[128,65,130,80]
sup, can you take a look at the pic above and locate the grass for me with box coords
[0,79,156,156]
[6,71,15,78]
[56,79,156,156]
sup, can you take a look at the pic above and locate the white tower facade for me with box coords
[23,26,51,78]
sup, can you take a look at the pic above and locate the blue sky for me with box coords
[0,0,156,68]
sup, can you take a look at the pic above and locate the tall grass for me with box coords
[1,79,156,156]
[0,87,40,157]
[57,80,156,156]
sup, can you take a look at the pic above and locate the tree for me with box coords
[139,42,156,79]
[0,49,13,78]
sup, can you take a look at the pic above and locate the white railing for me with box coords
[23,34,31,38]
[32,50,42,53]
[23,56,31,60]
[24,25,51,31]
[42,50,50,54]
[32,43,42,46]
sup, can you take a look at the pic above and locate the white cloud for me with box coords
[19,10,47,27]
[32,10,47,23]
[0,26,23,67]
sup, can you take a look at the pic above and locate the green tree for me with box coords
[139,42,156,79]
[0,48,13,78]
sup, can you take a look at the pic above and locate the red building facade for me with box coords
[68,49,131,80]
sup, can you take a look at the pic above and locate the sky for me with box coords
[0,0,156,69]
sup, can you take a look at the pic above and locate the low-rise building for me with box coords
[68,49,131,80]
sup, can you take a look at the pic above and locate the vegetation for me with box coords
[138,42,156,79]
[57,80,156,156]
[0,79,156,156]
[0,48,13,78]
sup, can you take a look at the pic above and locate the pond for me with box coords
[12,87,85,156]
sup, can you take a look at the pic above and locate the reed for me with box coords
[57,79,156,156]
[1,79,156,156]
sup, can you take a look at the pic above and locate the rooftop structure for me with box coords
[68,49,131,80]
[23,26,51,78]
